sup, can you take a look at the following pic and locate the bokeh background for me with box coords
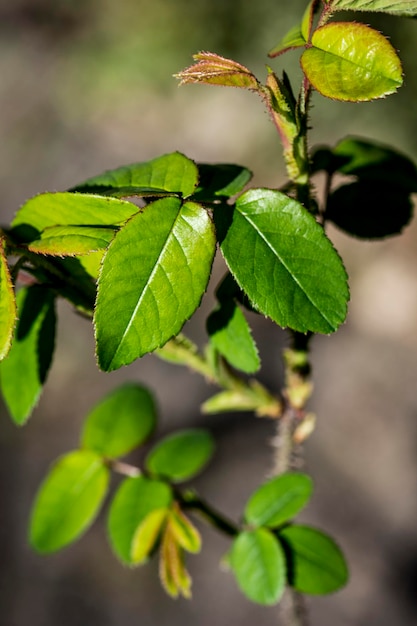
[2,1,417,625]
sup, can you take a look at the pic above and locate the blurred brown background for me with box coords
[2,1,417,625]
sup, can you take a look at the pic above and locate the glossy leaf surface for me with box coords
[0,240,16,361]
[108,476,173,565]
[0,286,56,425]
[145,429,215,482]
[71,152,198,198]
[29,450,109,553]
[230,529,286,605]
[301,23,403,101]
[280,525,349,594]
[11,193,137,242]
[332,0,417,16]
[95,197,216,371]
[207,300,260,373]
[28,225,116,256]
[81,383,157,458]
[244,473,313,528]
[218,189,349,334]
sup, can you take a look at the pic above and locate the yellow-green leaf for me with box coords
[332,0,417,17]
[28,225,116,256]
[301,22,403,101]
[130,508,169,565]
[0,240,16,361]
[168,504,201,554]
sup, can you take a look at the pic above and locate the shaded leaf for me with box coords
[217,189,349,334]
[131,508,169,565]
[107,476,173,565]
[0,240,16,361]
[268,24,306,57]
[332,0,417,17]
[244,473,313,528]
[207,300,260,374]
[230,529,286,605]
[95,197,216,371]
[11,193,137,243]
[301,23,403,101]
[0,286,56,425]
[193,163,252,201]
[327,181,413,238]
[280,524,349,594]
[28,225,116,256]
[70,152,198,198]
[145,429,215,482]
[29,450,109,553]
[81,383,157,458]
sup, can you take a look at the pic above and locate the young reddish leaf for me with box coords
[301,23,403,101]
[0,286,56,425]
[0,240,16,361]
[175,52,260,90]
[159,522,192,599]
[332,0,417,16]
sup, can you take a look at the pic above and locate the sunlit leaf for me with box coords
[217,189,349,334]
[279,524,349,594]
[230,529,286,605]
[175,52,259,90]
[70,152,198,198]
[0,240,16,361]
[145,429,215,482]
[332,0,417,17]
[28,225,116,256]
[207,300,260,373]
[81,383,157,458]
[95,197,216,371]
[244,473,313,528]
[301,22,403,101]
[29,450,109,553]
[107,476,173,565]
[0,286,56,425]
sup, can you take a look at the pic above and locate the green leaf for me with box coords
[207,300,260,374]
[29,450,109,553]
[107,476,173,565]
[193,163,252,201]
[279,524,349,594]
[300,22,403,101]
[145,429,215,482]
[244,473,313,528]
[11,193,137,243]
[230,529,286,605]
[327,181,413,238]
[28,225,116,256]
[130,507,169,565]
[70,152,198,198]
[0,286,56,425]
[95,197,216,371]
[0,240,16,361]
[332,137,417,192]
[168,504,201,554]
[217,189,349,334]
[332,0,417,17]
[268,24,306,57]
[81,383,157,458]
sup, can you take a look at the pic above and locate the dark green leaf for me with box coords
[332,0,417,16]
[81,383,157,458]
[279,524,349,594]
[145,429,215,482]
[327,181,413,239]
[28,225,116,256]
[217,189,349,334]
[207,300,259,373]
[0,286,56,425]
[70,152,198,198]
[11,193,137,243]
[0,240,16,361]
[107,476,172,565]
[29,450,109,553]
[230,529,286,605]
[95,197,216,371]
[192,163,252,201]
[244,473,313,528]
[301,23,403,101]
